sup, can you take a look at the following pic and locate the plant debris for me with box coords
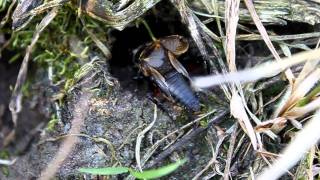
[1,0,320,179]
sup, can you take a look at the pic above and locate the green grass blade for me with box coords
[78,167,129,175]
[129,159,187,179]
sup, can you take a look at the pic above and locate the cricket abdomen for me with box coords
[165,71,200,111]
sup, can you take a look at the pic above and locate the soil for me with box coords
[0,56,222,179]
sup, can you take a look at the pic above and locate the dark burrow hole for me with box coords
[108,1,207,107]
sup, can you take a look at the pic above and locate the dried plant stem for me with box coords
[5,7,58,146]
[145,110,228,168]
[235,32,320,41]
[0,158,16,166]
[135,104,157,172]
[194,48,320,88]
[223,123,238,180]
[225,0,240,72]
[192,134,227,179]
[258,110,320,180]
[243,0,294,83]
[140,109,217,167]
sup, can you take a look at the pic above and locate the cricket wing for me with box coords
[167,51,190,80]
[160,35,189,56]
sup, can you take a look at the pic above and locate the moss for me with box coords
[0,0,11,11]
[0,150,10,177]
[46,115,59,131]
[199,117,209,127]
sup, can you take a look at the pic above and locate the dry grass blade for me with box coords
[255,117,287,133]
[285,97,320,119]
[135,105,157,172]
[173,0,209,59]
[81,19,112,60]
[140,110,218,167]
[257,110,320,180]
[4,8,58,146]
[144,110,228,169]
[192,132,227,180]
[0,0,17,27]
[231,93,258,150]
[294,39,320,90]
[307,146,316,179]
[243,0,294,83]
[193,48,320,88]
[174,0,233,99]
[224,0,261,166]
[276,68,320,117]
[295,60,320,90]
[225,0,239,72]
[235,32,320,41]
[223,123,238,180]
[0,158,17,165]
[224,0,261,153]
